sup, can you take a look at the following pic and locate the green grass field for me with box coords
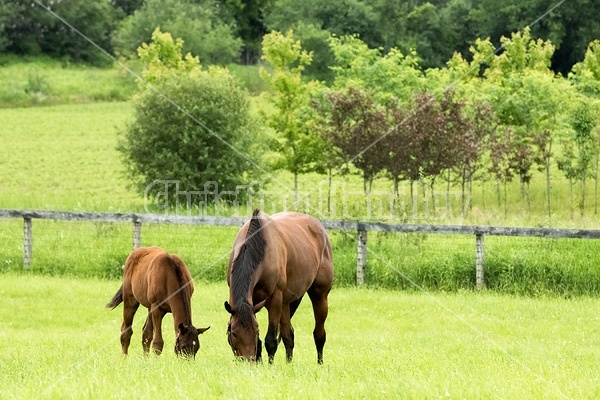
[0,274,598,399]
[0,56,137,107]
[1,98,600,294]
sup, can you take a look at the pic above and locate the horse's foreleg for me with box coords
[150,305,165,355]
[141,313,154,354]
[120,299,139,355]
[279,303,295,363]
[308,289,329,365]
[256,338,263,362]
[265,291,283,364]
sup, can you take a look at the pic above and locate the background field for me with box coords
[1,274,599,399]
[2,94,600,295]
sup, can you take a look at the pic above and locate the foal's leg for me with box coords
[308,285,330,364]
[264,290,283,364]
[120,298,139,355]
[150,304,166,355]
[141,313,154,354]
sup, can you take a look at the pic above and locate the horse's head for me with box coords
[174,323,210,358]
[224,300,265,361]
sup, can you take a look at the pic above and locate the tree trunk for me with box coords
[545,160,551,219]
[481,180,485,210]
[569,177,574,220]
[410,180,416,217]
[461,177,466,219]
[581,174,586,217]
[468,176,473,210]
[496,180,501,208]
[519,176,525,212]
[430,178,436,214]
[504,179,508,220]
[363,172,368,195]
[526,181,531,214]
[294,171,298,210]
[595,157,599,215]
[446,170,451,214]
[327,167,332,215]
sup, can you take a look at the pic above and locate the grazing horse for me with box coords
[225,210,333,364]
[107,247,210,357]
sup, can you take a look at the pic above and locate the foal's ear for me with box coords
[224,301,233,314]
[198,326,210,334]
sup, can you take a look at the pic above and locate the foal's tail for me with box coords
[106,284,123,309]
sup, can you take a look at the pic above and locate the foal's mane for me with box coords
[231,209,266,327]
[170,254,192,325]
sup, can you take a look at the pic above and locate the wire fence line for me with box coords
[2,208,600,288]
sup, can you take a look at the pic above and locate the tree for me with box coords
[570,101,598,216]
[113,0,242,65]
[324,87,387,195]
[218,0,273,64]
[119,29,258,207]
[259,30,320,205]
[0,0,117,65]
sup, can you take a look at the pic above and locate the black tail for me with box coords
[106,284,123,309]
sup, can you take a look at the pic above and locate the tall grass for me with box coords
[1,274,599,399]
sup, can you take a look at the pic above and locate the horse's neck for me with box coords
[170,291,192,328]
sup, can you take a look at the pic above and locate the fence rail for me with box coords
[3,209,600,287]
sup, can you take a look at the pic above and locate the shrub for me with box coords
[118,30,261,208]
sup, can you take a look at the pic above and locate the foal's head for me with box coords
[224,301,263,361]
[175,323,210,358]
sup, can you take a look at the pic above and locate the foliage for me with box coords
[113,0,242,65]
[259,30,322,198]
[119,29,258,203]
[329,34,425,106]
[0,0,117,65]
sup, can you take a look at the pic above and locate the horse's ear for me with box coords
[224,301,233,314]
[253,299,267,313]
[198,326,210,334]
[178,323,188,334]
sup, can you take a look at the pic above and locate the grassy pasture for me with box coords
[0,57,137,107]
[1,274,599,399]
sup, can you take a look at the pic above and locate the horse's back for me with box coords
[123,246,192,308]
[270,212,333,296]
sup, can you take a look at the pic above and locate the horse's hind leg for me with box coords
[120,298,139,355]
[308,281,331,364]
[141,313,154,354]
[150,305,166,355]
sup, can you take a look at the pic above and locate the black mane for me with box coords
[231,209,266,327]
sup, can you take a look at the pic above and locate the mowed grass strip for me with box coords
[0,274,598,399]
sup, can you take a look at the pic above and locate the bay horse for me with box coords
[225,210,333,364]
[107,246,210,357]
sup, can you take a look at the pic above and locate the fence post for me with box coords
[23,217,32,269]
[475,233,485,289]
[357,228,368,286]
[133,220,142,249]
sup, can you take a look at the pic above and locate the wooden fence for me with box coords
[3,209,600,288]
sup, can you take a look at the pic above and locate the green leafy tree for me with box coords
[119,29,258,206]
[0,0,117,65]
[113,0,242,65]
[259,30,320,205]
